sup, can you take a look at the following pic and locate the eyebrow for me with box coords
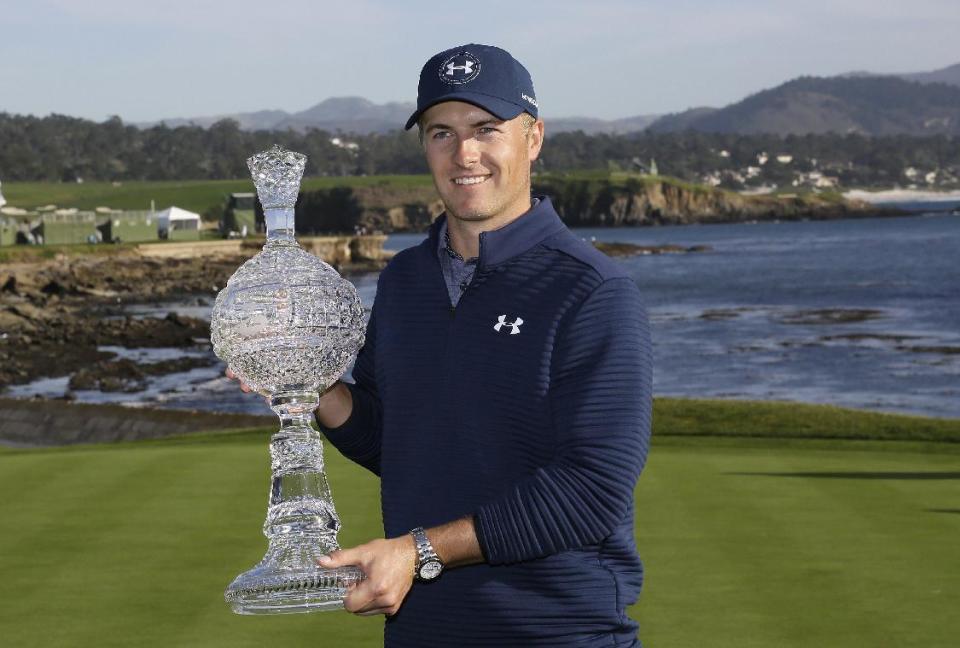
[425,119,503,133]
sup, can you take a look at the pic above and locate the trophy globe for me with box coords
[210,145,366,614]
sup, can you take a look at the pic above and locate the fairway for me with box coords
[0,432,957,647]
[3,176,433,215]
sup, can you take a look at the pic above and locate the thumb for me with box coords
[318,547,360,569]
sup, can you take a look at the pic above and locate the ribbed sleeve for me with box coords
[474,277,653,564]
[318,301,383,476]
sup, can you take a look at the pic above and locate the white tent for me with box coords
[156,206,200,236]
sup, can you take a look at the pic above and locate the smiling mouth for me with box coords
[452,175,490,186]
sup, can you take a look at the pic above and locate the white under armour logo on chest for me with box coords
[493,314,524,335]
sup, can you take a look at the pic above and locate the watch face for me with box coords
[419,560,442,580]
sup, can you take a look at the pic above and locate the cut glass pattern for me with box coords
[210,145,366,615]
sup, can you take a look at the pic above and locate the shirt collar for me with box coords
[429,196,563,270]
[437,219,478,264]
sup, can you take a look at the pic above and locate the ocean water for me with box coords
[10,211,959,419]
[384,212,960,419]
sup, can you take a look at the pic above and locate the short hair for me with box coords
[417,111,539,145]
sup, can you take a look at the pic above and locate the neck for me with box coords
[264,207,296,245]
[445,196,533,259]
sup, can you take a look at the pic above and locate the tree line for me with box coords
[1,113,959,187]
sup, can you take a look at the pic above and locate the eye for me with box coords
[431,130,452,140]
[477,126,497,135]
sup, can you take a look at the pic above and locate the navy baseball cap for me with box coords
[404,44,538,130]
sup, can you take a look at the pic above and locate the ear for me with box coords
[527,119,545,162]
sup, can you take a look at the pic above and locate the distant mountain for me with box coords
[547,114,661,134]
[138,97,660,135]
[647,75,960,136]
[900,62,960,87]
[841,62,960,88]
[635,107,718,133]
[136,60,960,137]
[272,97,414,133]
[139,109,290,131]
[139,97,416,134]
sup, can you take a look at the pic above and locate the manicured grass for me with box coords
[0,431,385,647]
[635,438,959,648]
[653,397,960,444]
[0,401,957,647]
[3,176,434,215]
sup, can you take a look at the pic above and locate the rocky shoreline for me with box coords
[0,244,386,394]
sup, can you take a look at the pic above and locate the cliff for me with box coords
[299,176,897,233]
[536,177,896,227]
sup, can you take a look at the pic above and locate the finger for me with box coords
[225,368,235,379]
[357,607,394,617]
[240,383,250,393]
[318,547,361,569]
[342,583,378,614]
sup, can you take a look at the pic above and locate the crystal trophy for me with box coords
[210,145,366,614]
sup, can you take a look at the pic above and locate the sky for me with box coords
[1,0,958,123]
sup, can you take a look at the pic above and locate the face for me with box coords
[421,101,543,226]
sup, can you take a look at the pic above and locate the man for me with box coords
[239,44,652,646]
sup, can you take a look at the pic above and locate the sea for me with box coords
[8,206,960,420]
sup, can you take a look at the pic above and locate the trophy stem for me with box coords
[223,389,364,614]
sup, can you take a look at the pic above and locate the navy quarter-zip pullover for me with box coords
[321,196,653,647]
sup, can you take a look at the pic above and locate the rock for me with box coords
[165,312,190,327]
[41,280,69,296]
[779,308,886,325]
[1,276,17,294]
[68,356,214,393]
[593,241,713,257]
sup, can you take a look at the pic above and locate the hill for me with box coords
[139,97,416,134]
[139,97,661,135]
[842,62,960,88]
[647,75,960,136]
[545,114,661,134]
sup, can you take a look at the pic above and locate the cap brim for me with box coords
[404,92,527,130]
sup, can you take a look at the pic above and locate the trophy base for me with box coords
[225,564,365,615]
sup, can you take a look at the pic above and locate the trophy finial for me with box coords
[246,144,307,210]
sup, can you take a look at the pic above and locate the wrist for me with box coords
[315,382,352,429]
[410,526,444,582]
[402,533,418,579]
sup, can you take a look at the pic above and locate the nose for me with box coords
[453,136,480,167]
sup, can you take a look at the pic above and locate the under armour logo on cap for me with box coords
[406,43,538,130]
[494,314,523,335]
[439,51,481,85]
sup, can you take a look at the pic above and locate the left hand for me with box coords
[318,536,418,617]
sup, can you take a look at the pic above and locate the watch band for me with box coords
[410,526,443,581]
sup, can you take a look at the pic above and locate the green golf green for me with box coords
[0,415,957,647]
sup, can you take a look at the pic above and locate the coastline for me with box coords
[843,188,960,204]
[2,213,957,421]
